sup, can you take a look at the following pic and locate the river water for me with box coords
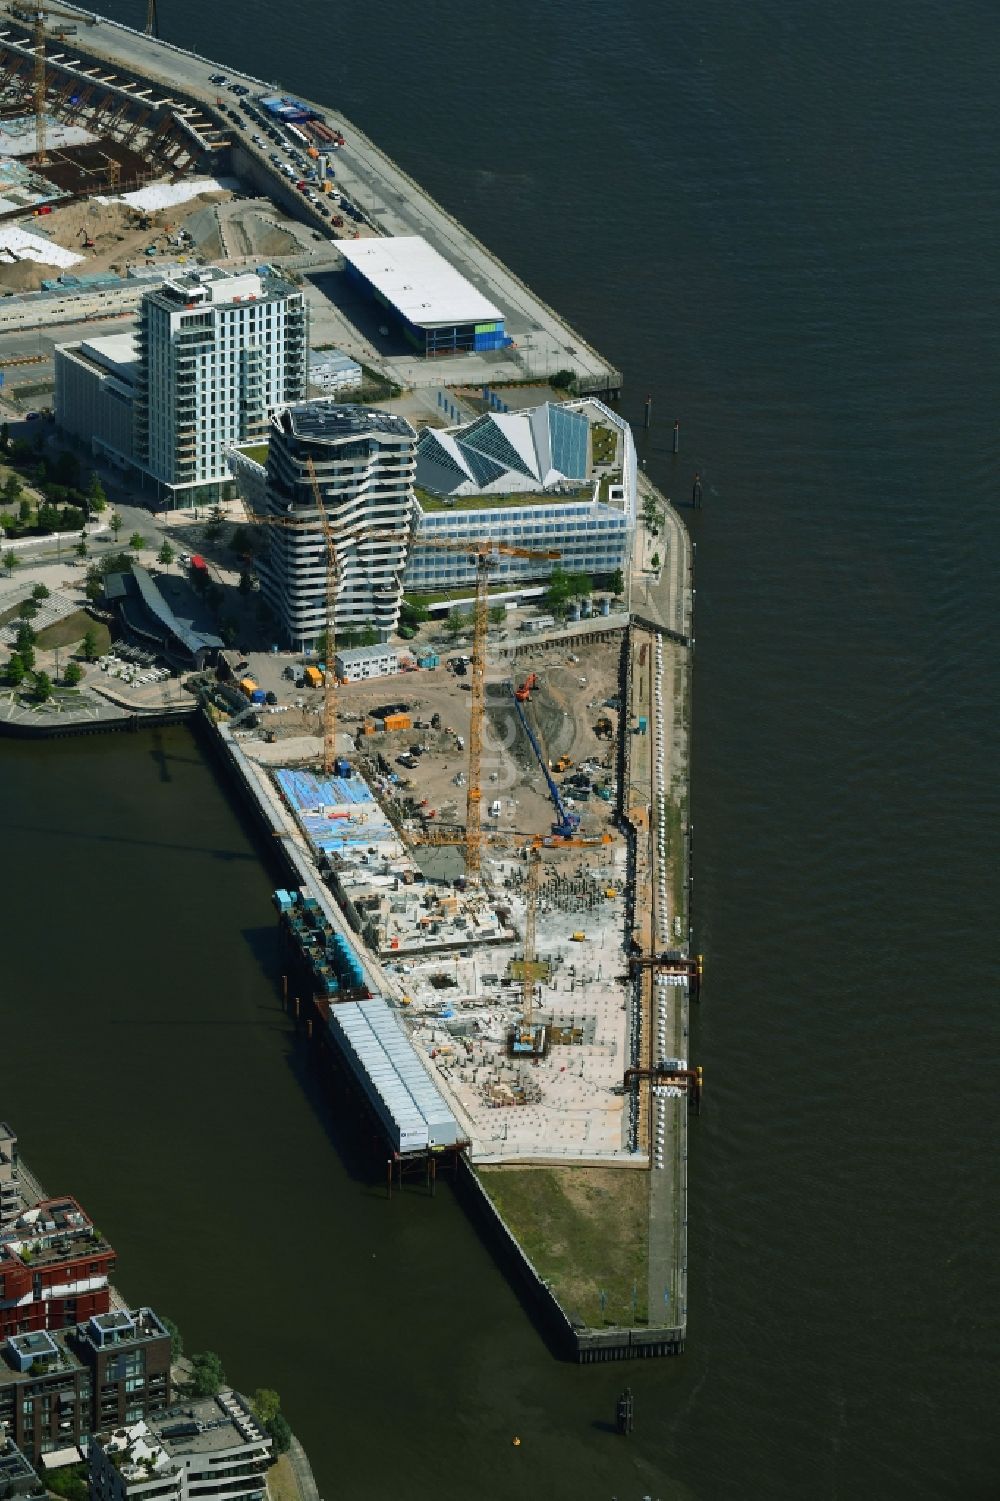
[2,1,998,1496]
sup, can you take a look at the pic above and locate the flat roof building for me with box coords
[309,348,362,394]
[406,398,636,595]
[333,644,399,682]
[0,1198,115,1340]
[0,1308,170,1466]
[0,1438,44,1501]
[89,1393,270,1501]
[53,332,139,473]
[335,235,508,357]
[0,1124,18,1228]
[55,267,307,508]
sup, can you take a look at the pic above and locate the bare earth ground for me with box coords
[0,188,315,293]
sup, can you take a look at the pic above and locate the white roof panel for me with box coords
[334,235,503,330]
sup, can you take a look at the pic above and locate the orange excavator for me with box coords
[514,672,538,702]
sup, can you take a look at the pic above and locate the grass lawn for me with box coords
[0,601,23,626]
[411,582,519,606]
[597,470,623,504]
[591,423,618,466]
[36,611,110,654]
[415,484,589,513]
[478,1164,649,1328]
[236,443,269,465]
[265,1454,300,1501]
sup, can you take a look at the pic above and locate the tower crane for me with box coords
[11,2,97,165]
[246,467,406,778]
[412,537,559,880]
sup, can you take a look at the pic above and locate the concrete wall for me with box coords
[0,281,152,333]
[54,346,135,462]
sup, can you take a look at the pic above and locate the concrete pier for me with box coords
[20,6,623,398]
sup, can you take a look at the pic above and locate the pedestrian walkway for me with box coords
[0,587,79,645]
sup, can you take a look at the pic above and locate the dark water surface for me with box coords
[3,1,999,1496]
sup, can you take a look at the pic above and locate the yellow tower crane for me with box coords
[245,464,407,778]
[412,538,559,880]
[14,1,96,165]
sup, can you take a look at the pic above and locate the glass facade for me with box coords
[405,502,628,591]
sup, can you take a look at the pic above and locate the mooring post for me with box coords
[672,419,680,453]
[643,394,652,430]
[386,1158,392,1201]
[281,974,287,1009]
[692,471,703,508]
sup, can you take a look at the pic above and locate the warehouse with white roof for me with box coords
[335,234,510,357]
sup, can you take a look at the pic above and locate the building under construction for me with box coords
[0,6,229,213]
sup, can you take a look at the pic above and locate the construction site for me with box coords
[200,465,698,1353]
[0,4,694,1358]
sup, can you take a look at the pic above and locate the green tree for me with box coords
[267,1411,292,1455]
[488,604,507,626]
[360,626,377,647]
[399,594,430,628]
[63,661,83,687]
[611,567,625,597]
[18,498,31,524]
[205,503,225,540]
[641,494,663,534]
[0,512,15,534]
[18,598,38,621]
[568,572,592,599]
[87,473,108,512]
[109,511,123,538]
[33,670,53,702]
[157,540,175,566]
[545,566,572,615]
[550,369,576,390]
[189,1351,226,1398]
[650,552,660,571]
[238,570,252,596]
[220,618,239,647]
[6,652,26,686]
[76,538,88,558]
[54,450,80,488]
[4,473,21,504]
[443,608,468,639]
[160,1316,183,1363]
[129,531,147,550]
[81,627,100,662]
[250,1389,281,1425]
[314,629,330,663]
[230,525,258,559]
[84,567,103,604]
[31,582,50,602]
[15,620,35,652]
[40,1462,87,1501]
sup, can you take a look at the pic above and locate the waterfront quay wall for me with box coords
[454,1159,685,1362]
[39,7,622,396]
[202,715,685,1360]
[0,700,195,739]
